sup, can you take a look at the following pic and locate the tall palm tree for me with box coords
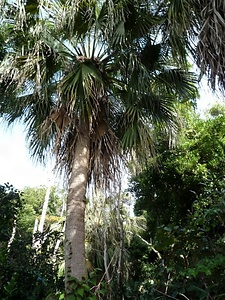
[0,0,197,285]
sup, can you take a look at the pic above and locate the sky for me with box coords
[197,80,224,114]
[0,82,224,190]
[0,121,55,189]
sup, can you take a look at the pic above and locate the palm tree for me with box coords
[0,0,197,285]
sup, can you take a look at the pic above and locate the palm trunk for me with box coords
[65,125,90,286]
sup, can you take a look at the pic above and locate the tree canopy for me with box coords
[129,106,225,299]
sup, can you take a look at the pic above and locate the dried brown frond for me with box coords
[49,93,121,189]
[197,0,225,91]
[49,106,70,133]
[89,127,121,189]
[89,95,121,189]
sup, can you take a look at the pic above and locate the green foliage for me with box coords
[48,272,106,300]
[85,192,143,299]
[126,188,225,299]
[0,183,22,242]
[128,109,225,299]
[20,186,65,232]
[131,110,225,234]
[0,183,64,300]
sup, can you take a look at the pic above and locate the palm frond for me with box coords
[196,0,225,90]
[161,0,199,67]
[60,59,104,116]
[89,129,120,188]
[124,1,157,40]
[112,90,176,162]
[54,0,96,39]
[155,69,198,100]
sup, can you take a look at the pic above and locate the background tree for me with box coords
[85,190,144,299]
[20,185,65,233]
[129,105,225,299]
[0,183,64,300]
[0,183,22,248]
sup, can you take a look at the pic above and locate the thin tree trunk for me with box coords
[53,197,66,267]
[33,181,52,250]
[103,224,110,282]
[116,189,124,292]
[38,180,52,233]
[32,217,39,248]
[7,217,17,252]
[53,222,65,267]
[65,125,90,287]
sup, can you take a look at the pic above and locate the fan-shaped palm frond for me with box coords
[160,0,199,67]
[155,69,197,100]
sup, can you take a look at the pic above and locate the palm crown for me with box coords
[2,0,196,184]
